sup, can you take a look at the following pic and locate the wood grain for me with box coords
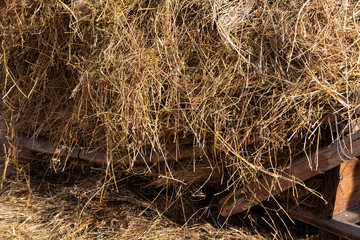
[219,131,360,217]
[290,209,360,240]
[333,158,360,214]
[0,134,208,166]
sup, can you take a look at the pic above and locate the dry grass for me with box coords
[0,152,270,239]
[1,0,360,235]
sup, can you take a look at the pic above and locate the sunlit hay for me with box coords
[1,0,360,219]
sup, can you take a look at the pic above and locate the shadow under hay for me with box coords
[1,149,272,239]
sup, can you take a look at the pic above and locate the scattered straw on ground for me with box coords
[0,152,268,239]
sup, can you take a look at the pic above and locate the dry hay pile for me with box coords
[1,0,360,225]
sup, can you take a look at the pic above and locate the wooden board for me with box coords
[289,209,360,240]
[333,158,360,214]
[319,166,341,219]
[0,134,207,166]
[333,207,360,224]
[219,131,360,217]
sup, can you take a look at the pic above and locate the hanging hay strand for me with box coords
[1,0,360,218]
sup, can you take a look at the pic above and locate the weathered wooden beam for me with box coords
[219,131,360,217]
[0,134,207,166]
[332,206,360,224]
[333,158,360,214]
[333,207,360,224]
[289,209,360,240]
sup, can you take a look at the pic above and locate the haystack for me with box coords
[1,0,360,224]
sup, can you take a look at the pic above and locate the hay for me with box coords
[0,154,269,240]
[1,0,360,227]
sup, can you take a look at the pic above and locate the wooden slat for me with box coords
[0,134,207,166]
[219,131,360,217]
[333,158,360,214]
[319,166,341,219]
[333,207,360,224]
[289,209,360,240]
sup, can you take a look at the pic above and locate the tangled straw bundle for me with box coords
[1,0,360,208]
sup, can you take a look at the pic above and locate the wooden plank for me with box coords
[333,207,360,224]
[319,166,340,219]
[289,209,360,240]
[219,131,360,217]
[0,134,207,166]
[333,158,360,214]
[318,167,342,240]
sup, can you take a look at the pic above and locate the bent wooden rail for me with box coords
[0,134,207,166]
[219,131,360,217]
